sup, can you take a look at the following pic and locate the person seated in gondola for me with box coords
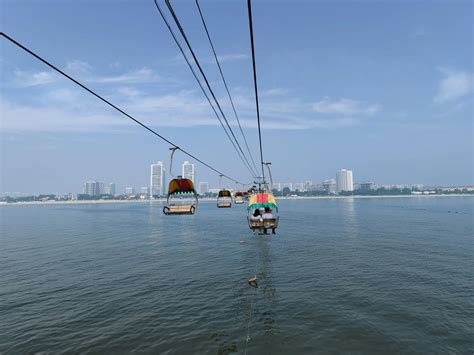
[262,207,276,235]
[250,208,262,221]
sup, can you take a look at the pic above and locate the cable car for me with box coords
[234,191,246,204]
[247,192,279,233]
[217,189,232,208]
[163,176,198,215]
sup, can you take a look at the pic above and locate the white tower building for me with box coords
[182,161,195,182]
[336,169,354,193]
[198,182,209,195]
[150,161,166,197]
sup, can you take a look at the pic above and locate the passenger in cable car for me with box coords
[262,207,276,234]
[250,209,262,221]
[262,207,274,219]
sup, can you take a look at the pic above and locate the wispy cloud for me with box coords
[312,97,380,116]
[65,60,93,75]
[216,53,248,62]
[3,62,381,133]
[91,68,161,84]
[261,88,288,97]
[13,69,58,87]
[433,68,472,103]
[13,63,162,87]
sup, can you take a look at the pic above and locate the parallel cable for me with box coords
[0,32,246,185]
[247,0,266,181]
[162,0,258,178]
[195,0,259,175]
[152,1,257,179]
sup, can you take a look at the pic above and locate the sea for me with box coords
[1,196,473,354]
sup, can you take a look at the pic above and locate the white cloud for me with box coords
[13,69,58,86]
[3,62,380,133]
[312,97,380,115]
[261,88,288,97]
[13,65,162,87]
[92,68,161,84]
[65,60,92,75]
[216,53,248,62]
[434,68,472,103]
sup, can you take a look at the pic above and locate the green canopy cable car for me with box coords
[247,192,279,233]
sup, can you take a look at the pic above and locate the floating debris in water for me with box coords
[248,277,257,287]
[240,240,245,244]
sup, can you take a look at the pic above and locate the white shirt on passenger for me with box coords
[262,213,274,219]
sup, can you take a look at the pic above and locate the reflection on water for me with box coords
[1,197,473,353]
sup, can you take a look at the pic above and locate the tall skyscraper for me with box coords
[150,161,165,197]
[336,169,354,193]
[182,161,195,182]
[198,182,209,195]
[84,181,98,196]
[83,181,105,196]
[108,183,116,195]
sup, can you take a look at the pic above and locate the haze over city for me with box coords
[1,1,473,193]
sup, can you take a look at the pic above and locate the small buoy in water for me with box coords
[248,277,257,287]
[240,240,245,244]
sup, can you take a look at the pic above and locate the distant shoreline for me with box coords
[1,194,472,207]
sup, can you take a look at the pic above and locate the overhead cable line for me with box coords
[152,0,257,179]
[0,32,246,185]
[195,0,259,175]
[247,0,266,181]
[160,0,258,178]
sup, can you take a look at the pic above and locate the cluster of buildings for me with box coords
[82,161,203,198]
[82,166,429,198]
[83,181,116,196]
[272,169,424,195]
[272,169,354,194]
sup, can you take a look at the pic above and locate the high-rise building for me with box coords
[359,182,375,191]
[125,187,135,195]
[182,161,195,182]
[336,169,354,193]
[108,183,116,195]
[83,181,106,196]
[140,187,150,195]
[322,179,336,194]
[150,161,165,197]
[96,182,105,195]
[198,182,209,195]
[84,181,98,196]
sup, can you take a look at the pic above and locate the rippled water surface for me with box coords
[1,197,473,354]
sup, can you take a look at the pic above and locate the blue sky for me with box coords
[1,0,473,193]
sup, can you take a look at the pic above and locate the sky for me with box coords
[1,0,473,194]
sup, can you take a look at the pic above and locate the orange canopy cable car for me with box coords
[234,191,246,204]
[217,189,233,208]
[163,147,198,215]
[216,174,232,208]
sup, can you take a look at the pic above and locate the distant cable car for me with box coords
[163,176,198,215]
[247,192,279,234]
[234,191,246,204]
[217,189,232,208]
